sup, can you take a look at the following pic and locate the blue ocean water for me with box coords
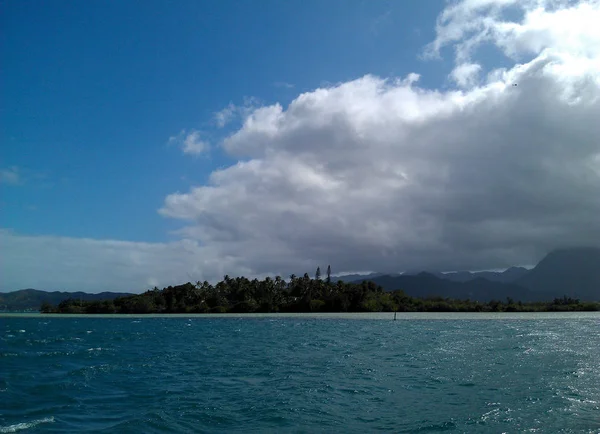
[1,314,599,433]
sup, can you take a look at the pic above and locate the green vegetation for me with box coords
[40,270,600,314]
[1,289,132,312]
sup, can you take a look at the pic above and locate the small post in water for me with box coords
[394,311,397,321]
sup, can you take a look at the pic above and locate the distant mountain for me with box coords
[441,267,529,283]
[4,247,597,310]
[353,272,546,302]
[352,248,600,302]
[0,289,133,311]
[334,272,400,283]
[517,247,600,301]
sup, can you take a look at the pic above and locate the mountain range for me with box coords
[336,266,530,284]
[424,267,530,283]
[350,247,600,302]
[1,247,599,311]
[0,289,132,312]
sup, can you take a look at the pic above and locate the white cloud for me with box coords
[213,97,261,128]
[427,0,600,65]
[0,167,21,185]
[4,0,600,292]
[214,103,237,128]
[169,130,208,155]
[162,0,600,274]
[451,62,482,87]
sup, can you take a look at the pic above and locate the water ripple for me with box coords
[0,315,599,432]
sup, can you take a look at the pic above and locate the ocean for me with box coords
[1,313,599,433]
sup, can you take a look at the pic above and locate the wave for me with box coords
[0,417,55,433]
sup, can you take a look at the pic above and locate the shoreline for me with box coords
[3,311,600,320]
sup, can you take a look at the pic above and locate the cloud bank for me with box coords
[3,0,600,292]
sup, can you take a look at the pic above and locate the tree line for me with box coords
[41,267,600,314]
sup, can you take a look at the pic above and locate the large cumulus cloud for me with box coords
[3,0,600,292]
[161,0,600,274]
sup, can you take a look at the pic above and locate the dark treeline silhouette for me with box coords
[41,267,600,314]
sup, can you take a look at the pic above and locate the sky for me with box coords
[2,0,600,293]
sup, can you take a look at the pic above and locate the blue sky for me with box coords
[2,0,447,242]
[2,0,599,292]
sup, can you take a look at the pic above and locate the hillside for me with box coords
[334,272,401,283]
[352,272,546,302]
[441,267,529,283]
[0,289,133,311]
[354,248,600,302]
[517,247,600,300]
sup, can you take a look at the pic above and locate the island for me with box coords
[41,269,600,314]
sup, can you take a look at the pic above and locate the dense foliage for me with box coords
[41,271,600,314]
